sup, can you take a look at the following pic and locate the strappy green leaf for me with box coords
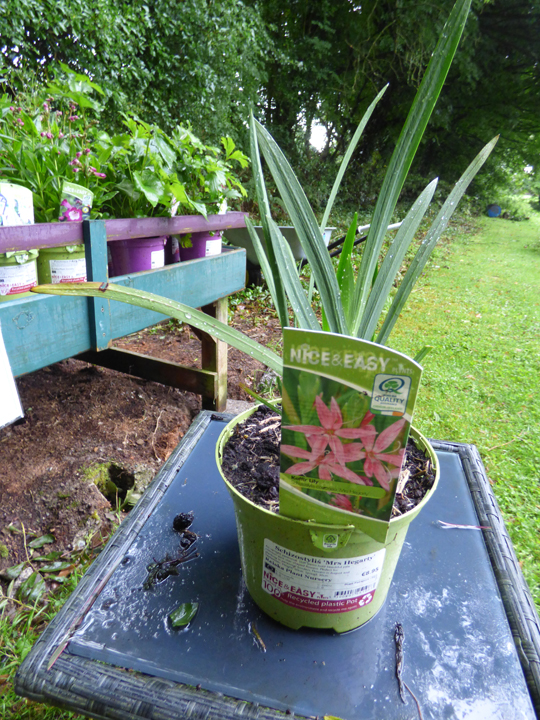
[32,283,283,375]
[351,0,472,335]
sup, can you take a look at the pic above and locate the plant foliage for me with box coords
[34,0,496,373]
[0,0,268,144]
[0,67,248,222]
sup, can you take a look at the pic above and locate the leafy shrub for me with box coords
[0,65,248,223]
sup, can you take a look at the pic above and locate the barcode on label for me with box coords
[334,584,373,597]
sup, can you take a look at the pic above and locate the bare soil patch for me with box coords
[0,309,282,586]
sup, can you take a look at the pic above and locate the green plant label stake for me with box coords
[279,328,423,542]
[59,181,94,222]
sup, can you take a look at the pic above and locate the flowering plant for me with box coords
[0,67,113,222]
[1,66,248,222]
[92,119,248,219]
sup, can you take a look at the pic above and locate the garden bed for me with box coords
[0,312,282,588]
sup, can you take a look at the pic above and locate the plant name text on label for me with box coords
[262,539,386,613]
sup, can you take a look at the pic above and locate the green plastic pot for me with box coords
[37,245,86,284]
[0,250,39,301]
[216,405,440,632]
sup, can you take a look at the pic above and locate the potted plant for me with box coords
[92,118,249,270]
[164,129,249,261]
[0,66,114,225]
[0,67,249,273]
[35,0,496,631]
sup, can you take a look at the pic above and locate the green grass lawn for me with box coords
[387,201,540,605]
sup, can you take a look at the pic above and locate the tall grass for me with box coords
[0,542,102,719]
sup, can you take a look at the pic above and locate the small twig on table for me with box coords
[403,680,424,720]
[436,520,490,530]
[394,623,407,703]
[394,623,424,720]
[143,546,199,590]
[248,621,267,652]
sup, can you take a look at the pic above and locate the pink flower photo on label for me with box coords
[281,440,372,485]
[354,417,406,490]
[283,395,367,465]
[282,394,406,492]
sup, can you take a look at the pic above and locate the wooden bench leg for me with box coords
[200,298,228,412]
[80,299,229,413]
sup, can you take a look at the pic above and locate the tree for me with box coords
[251,0,540,201]
[2,0,538,202]
[421,0,540,184]
[0,0,269,144]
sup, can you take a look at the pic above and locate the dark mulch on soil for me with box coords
[221,406,436,517]
[221,405,282,510]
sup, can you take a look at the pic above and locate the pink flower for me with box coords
[61,207,82,221]
[88,166,106,178]
[76,151,82,158]
[329,494,355,512]
[84,148,91,154]
[284,395,366,465]
[69,115,79,121]
[59,132,64,138]
[281,443,371,485]
[46,132,53,139]
[9,106,14,112]
[40,132,46,137]
[354,418,406,490]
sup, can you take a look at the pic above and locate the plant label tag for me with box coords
[59,181,93,222]
[370,373,411,415]
[0,182,34,226]
[0,322,24,429]
[262,539,385,613]
[279,328,422,542]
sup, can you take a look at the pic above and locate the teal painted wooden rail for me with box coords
[0,214,247,411]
